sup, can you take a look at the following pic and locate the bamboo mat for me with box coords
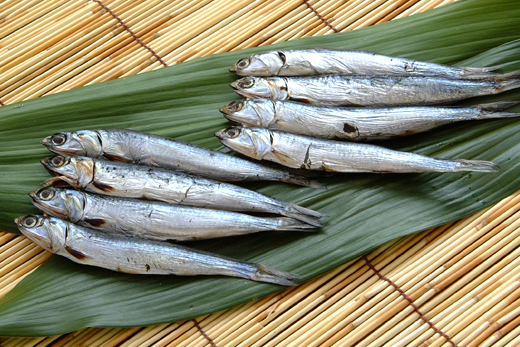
[2,0,520,346]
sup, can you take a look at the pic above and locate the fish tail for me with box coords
[276,217,321,231]
[453,159,500,173]
[477,101,520,119]
[282,203,326,227]
[250,264,299,286]
[494,70,520,93]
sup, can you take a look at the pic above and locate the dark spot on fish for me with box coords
[145,264,151,272]
[103,153,126,162]
[303,145,312,169]
[277,51,286,64]
[92,181,114,192]
[403,130,419,136]
[290,97,312,104]
[65,246,87,260]
[83,218,106,227]
[343,123,357,134]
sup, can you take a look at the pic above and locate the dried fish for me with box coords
[41,129,322,188]
[221,99,519,140]
[40,156,324,226]
[230,49,500,78]
[215,126,499,173]
[30,187,319,241]
[15,215,298,285]
[230,72,520,106]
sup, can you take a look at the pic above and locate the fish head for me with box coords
[230,51,284,76]
[14,215,66,252]
[41,155,94,189]
[42,130,103,157]
[230,77,288,100]
[220,99,276,128]
[29,187,85,223]
[215,126,272,160]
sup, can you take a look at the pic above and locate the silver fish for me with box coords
[221,99,520,140]
[40,156,324,226]
[230,72,520,106]
[215,126,499,173]
[15,215,298,285]
[230,49,500,78]
[41,129,322,188]
[30,188,318,241]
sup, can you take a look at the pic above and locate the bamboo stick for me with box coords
[101,327,142,347]
[2,0,171,102]
[0,2,99,69]
[375,0,422,24]
[119,323,173,347]
[47,0,204,93]
[371,215,520,346]
[0,236,32,261]
[375,247,520,347]
[465,297,520,347]
[349,0,412,30]
[0,0,69,39]
[408,234,520,344]
[304,197,520,346]
[0,0,136,93]
[264,230,437,347]
[262,0,346,45]
[492,318,520,347]
[123,0,292,75]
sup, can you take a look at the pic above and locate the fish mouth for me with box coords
[220,101,243,115]
[229,80,240,89]
[214,129,225,140]
[229,65,237,72]
[41,136,52,147]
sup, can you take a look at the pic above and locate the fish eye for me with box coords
[239,77,255,89]
[51,133,67,146]
[227,101,243,112]
[22,216,38,228]
[38,188,55,201]
[51,156,68,167]
[225,127,241,139]
[236,58,250,69]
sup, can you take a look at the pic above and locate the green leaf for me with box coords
[1,0,520,336]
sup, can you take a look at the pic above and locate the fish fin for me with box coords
[477,101,520,119]
[250,264,299,286]
[281,175,325,189]
[478,101,520,111]
[462,65,503,76]
[275,217,322,231]
[281,203,326,227]
[453,159,500,173]
[494,70,520,93]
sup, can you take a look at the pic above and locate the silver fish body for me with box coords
[15,215,298,285]
[230,72,520,107]
[230,49,500,78]
[30,188,318,241]
[215,127,499,173]
[40,156,324,226]
[41,129,321,188]
[221,99,520,140]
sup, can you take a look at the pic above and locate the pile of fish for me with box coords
[14,48,520,286]
[218,48,520,173]
[15,129,327,286]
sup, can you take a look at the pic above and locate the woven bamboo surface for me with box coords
[1,0,520,346]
